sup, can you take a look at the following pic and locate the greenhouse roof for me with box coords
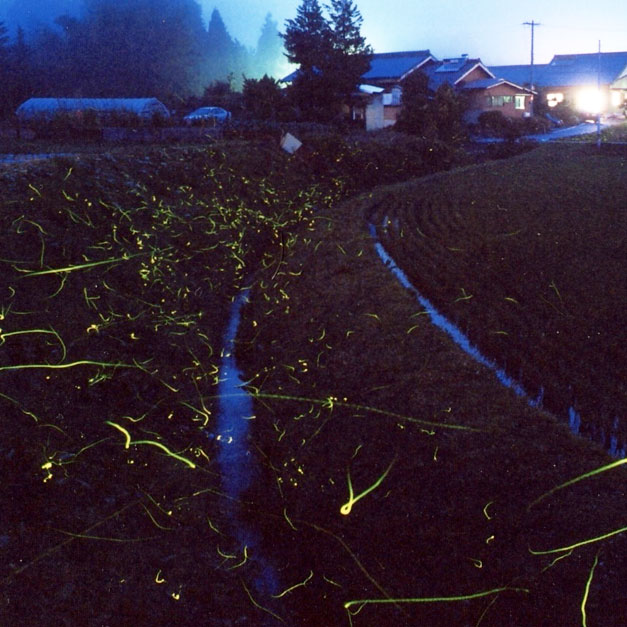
[16,98,170,119]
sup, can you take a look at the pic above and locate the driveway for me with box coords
[526,121,608,142]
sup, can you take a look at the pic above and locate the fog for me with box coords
[0,0,291,117]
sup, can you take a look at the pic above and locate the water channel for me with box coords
[0,153,75,164]
[369,222,625,459]
[209,223,624,613]
[210,288,280,601]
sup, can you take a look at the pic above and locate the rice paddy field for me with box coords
[1,137,625,626]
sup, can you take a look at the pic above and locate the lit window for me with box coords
[546,92,564,108]
[486,95,514,107]
[515,95,525,110]
[610,91,623,108]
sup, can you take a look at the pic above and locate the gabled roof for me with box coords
[462,78,531,92]
[544,52,627,86]
[487,64,545,88]
[424,57,494,90]
[16,98,170,119]
[613,70,627,90]
[490,51,627,88]
[361,50,434,82]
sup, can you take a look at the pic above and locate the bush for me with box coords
[242,75,285,121]
[519,115,552,135]
[477,111,520,139]
[477,112,552,139]
[288,130,465,194]
[551,102,580,127]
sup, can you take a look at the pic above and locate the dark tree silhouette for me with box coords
[206,8,251,89]
[282,0,371,121]
[242,74,284,120]
[283,0,332,73]
[327,0,372,95]
[20,0,210,101]
[0,21,15,116]
[396,72,467,143]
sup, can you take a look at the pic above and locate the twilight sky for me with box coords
[200,0,626,66]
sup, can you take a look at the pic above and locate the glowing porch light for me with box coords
[575,87,604,114]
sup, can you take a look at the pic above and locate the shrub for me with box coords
[551,102,580,126]
[519,115,552,135]
[478,111,520,139]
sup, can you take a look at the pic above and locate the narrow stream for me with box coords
[215,289,257,502]
[210,288,280,598]
[0,153,75,163]
[369,223,625,458]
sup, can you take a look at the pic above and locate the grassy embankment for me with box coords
[0,134,462,625]
[1,137,625,625]
[236,143,626,625]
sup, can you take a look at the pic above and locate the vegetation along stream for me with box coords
[1,137,626,625]
[369,219,623,457]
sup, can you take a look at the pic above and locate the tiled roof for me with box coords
[423,58,493,90]
[362,50,433,81]
[491,52,627,88]
[488,64,544,87]
[462,78,509,89]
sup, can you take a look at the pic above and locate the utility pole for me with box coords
[597,40,602,149]
[523,20,541,113]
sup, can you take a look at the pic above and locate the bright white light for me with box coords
[576,87,604,114]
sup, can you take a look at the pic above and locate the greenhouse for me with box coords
[15,98,170,121]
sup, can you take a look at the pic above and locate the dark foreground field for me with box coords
[1,139,626,626]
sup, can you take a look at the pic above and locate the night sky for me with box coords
[199,0,626,65]
[1,0,624,66]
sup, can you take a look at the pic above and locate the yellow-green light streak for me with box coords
[581,552,600,627]
[344,586,529,612]
[106,421,196,468]
[340,458,395,516]
[529,459,627,509]
[213,391,481,432]
[530,525,627,555]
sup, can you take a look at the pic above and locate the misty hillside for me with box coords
[0,0,291,117]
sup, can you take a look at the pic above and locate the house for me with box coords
[349,84,385,131]
[422,56,533,123]
[358,52,534,129]
[490,51,627,115]
[359,50,435,127]
[15,98,171,122]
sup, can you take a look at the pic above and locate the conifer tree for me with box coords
[282,0,371,121]
[327,0,372,99]
[282,0,332,73]
[254,13,284,78]
[206,8,251,88]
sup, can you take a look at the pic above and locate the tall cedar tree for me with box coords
[282,0,332,73]
[206,8,251,88]
[327,0,372,96]
[282,0,371,121]
[0,22,14,116]
[254,13,285,79]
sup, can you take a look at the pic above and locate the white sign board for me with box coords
[280,132,302,154]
